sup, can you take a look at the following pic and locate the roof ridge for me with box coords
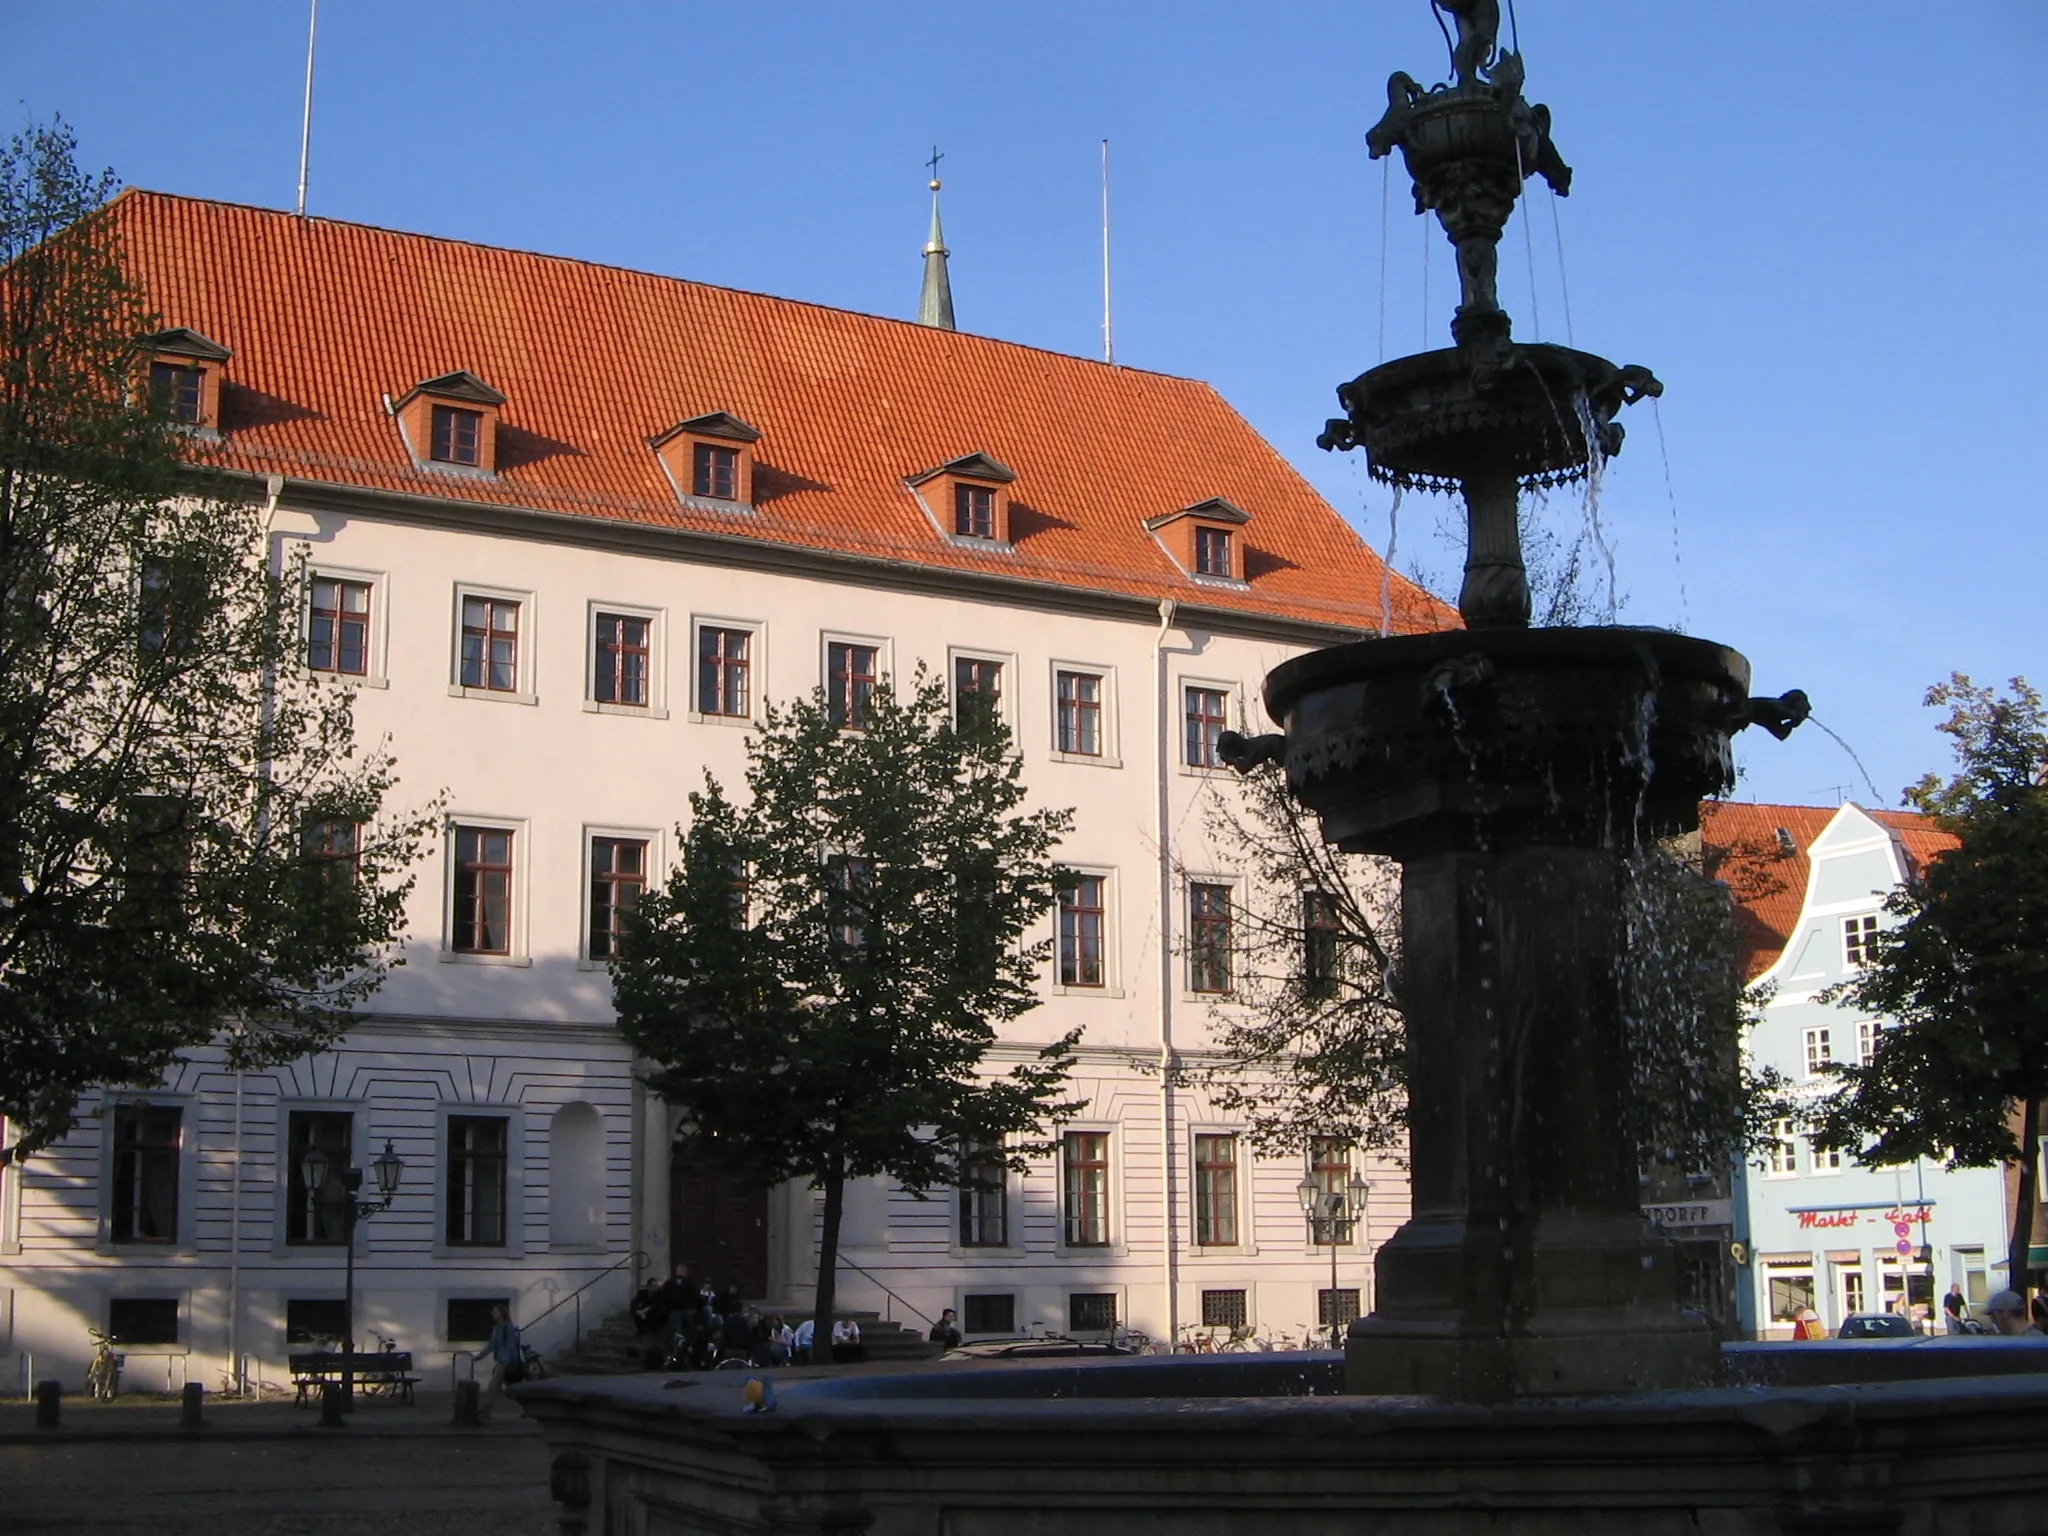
[117,188,1213,388]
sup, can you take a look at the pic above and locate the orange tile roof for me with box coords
[106,190,1454,636]
[1699,801,1957,980]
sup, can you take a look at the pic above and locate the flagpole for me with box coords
[296,0,319,218]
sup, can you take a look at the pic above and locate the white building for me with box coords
[1703,801,2010,1338]
[0,190,1445,1387]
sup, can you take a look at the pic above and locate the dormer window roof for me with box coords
[649,410,763,510]
[138,327,232,430]
[1145,497,1251,583]
[909,453,1018,547]
[394,370,506,474]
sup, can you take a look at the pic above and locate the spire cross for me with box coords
[926,145,944,184]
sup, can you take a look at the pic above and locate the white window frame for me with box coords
[1051,864,1122,998]
[947,645,1019,743]
[1843,913,1881,968]
[449,582,538,706]
[1761,1119,1799,1179]
[1177,675,1240,776]
[97,1094,197,1256]
[269,1100,365,1258]
[433,1103,526,1259]
[689,614,766,726]
[301,562,390,689]
[440,814,532,966]
[1803,1026,1834,1079]
[0,1115,20,1257]
[1054,1123,1128,1258]
[1048,660,1120,767]
[580,823,663,969]
[820,630,892,730]
[1183,872,1245,1000]
[584,600,668,718]
[1188,1126,1257,1254]
[1807,1136,1843,1176]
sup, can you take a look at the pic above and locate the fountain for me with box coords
[519,11,2048,1530]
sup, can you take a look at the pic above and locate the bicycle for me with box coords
[86,1328,123,1402]
[519,1343,549,1382]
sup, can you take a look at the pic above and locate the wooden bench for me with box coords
[288,1350,419,1406]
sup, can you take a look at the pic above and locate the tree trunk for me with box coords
[2009,1095,2041,1298]
[810,1168,844,1366]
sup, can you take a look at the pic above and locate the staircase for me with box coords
[544,1307,941,1376]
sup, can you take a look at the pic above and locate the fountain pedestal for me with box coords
[1264,628,1754,1395]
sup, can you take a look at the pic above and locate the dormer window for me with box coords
[1195,526,1233,578]
[150,361,204,424]
[910,452,1017,547]
[431,404,482,466]
[694,442,739,500]
[956,484,995,539]
[651,411,761,509]
[396,370,506,475]
[1146,497,1251,584]
[137,327,231,432]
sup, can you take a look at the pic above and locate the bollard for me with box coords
[180,1381,204,1427]
[34,1380,60,1429]
[319,1380,346,1427]
[452,1378,481,1426]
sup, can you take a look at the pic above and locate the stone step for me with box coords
[540,1306,942,1375]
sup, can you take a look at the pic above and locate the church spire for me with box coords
[917,147,956,331]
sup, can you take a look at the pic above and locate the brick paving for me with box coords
[0,1391,555,1534]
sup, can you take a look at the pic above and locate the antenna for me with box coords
[295,0,319,218]
[1100,138,1114,365]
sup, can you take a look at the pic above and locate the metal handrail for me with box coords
[836,1254,937,1330]
[522,1249,649,1351]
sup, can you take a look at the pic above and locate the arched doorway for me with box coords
[668,1141,769,1299]
[548,1102,604,1249]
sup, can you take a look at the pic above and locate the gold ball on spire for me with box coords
[928,179,942,192]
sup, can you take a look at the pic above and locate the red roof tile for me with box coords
[1699,801,1957,981]
[106,190,1455,636]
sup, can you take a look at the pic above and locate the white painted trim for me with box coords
[583,599,670,718]
[578,823,664,968]
[1050,863,1124,998]
[449,581,538,705]
[439,814,533,966]
[688,613,767,725]
[432,1103,527,1261]
[1048,658,1121,766]
[299,559,391,688]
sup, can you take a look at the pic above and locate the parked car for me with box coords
[1836,1313,1917,1339]
[941,1336,1134,1362]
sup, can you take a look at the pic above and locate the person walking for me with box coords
[474,1303,523,1422]
[1942,1283,1966,1334]
[1983,1290,2043,1337]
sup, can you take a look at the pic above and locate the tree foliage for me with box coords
[610,671,1079,1359]
[1813,674,2048,1285]
[0,120,435,1162]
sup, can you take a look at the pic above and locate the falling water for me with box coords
[1808,717,1885,806]
[1572,393,1620,622]
[1378,483,1404,637]
[1650,398,1690,633]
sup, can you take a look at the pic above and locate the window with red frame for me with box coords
[308,577,371,675]
[452,826,514,955]
[827,642,879,729]
[692,442,739,499]
[954,483,996,539]
[1184,686,1228,768]
[1058,876,1106,987]
[1189,882,1233,993]
[588,836,648,961]
[1195,526,1233,578]
[148,361,204,424]
[459,596,519,692]
[1062,1132,1110,1247]
[305,819,361,889]
[1056,670,1103,756]
[430,405,482,466]
[1194,1133,1239,1246]
[699,627,751,717]
[594,613,650,706]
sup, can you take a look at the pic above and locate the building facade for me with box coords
[1703,802,2008,1339]
[0,191,1445,1387]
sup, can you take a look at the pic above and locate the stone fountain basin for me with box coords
[518,1344,2048,1535]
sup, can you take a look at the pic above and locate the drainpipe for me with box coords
[227,1070,243,1391]
[1153,598,1179,1346]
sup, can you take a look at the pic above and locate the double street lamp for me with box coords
[1297,1171,1371,1349]
[299,1139,404,1408]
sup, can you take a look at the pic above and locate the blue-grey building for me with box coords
[1704,802,2008,1339]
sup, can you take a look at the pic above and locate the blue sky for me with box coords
[5,1,2039,808]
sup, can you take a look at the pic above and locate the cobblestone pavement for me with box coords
[0,1392,555,1534]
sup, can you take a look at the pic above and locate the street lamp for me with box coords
[299,1139,404,1410]
[1297,1171,1373,1348]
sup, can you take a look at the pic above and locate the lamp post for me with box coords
[299,1139,403,1409]
[1298,1171,1372,1348]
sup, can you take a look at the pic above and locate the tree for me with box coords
[610,671,1079,1362]
[1813,674,2048,1291]
[1192,763,1785,1171]
[0,120,434,1163]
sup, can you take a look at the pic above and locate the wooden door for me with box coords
[669,1149,770,1299]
